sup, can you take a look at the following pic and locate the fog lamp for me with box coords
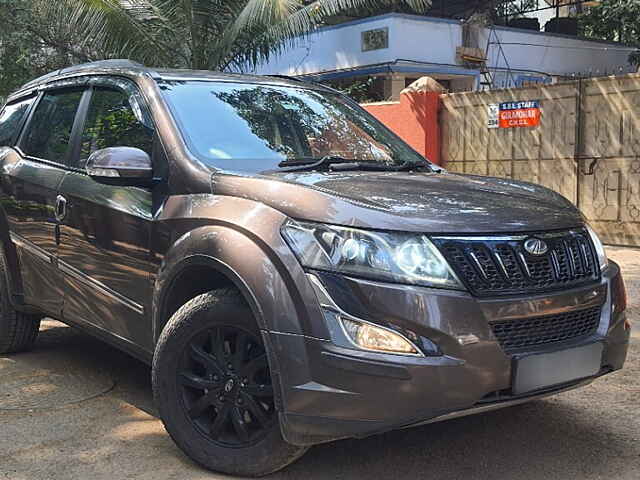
[340,316,419,355]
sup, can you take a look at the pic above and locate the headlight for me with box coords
[586,224,608,271]
[282,220,463,289]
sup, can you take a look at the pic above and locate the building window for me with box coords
[361,27,389,52]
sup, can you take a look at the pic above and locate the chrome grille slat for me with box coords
[467,250,488,279]
[579,241,590,273]
[549,250,561,281]
[432,229,600,297]
[516,251,532,278]
[564,240,577,276]
[492,251,510,279]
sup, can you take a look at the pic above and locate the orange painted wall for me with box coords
[362,91,442,165]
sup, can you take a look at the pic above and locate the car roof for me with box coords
[8,59,330,102]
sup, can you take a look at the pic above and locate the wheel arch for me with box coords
[152,223,323,344]
[153,253,265,343]
[0,203,24,306]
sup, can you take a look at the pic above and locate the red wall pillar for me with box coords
[362,90,442,165]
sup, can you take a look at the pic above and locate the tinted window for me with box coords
[78,88,153,167]
[0,97,35,146]
[160,81,427,173]
[22,90,83,162]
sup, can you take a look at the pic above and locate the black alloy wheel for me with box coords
[154,289,308,476]
[179,326,276,447]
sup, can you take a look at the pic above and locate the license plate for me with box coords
[513,342,603,395]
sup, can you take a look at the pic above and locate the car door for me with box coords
[1,89,86,316]
[57,80,158,352]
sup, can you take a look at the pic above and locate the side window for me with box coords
[0,97,35,147]
[21,90,84,162]
[79,88,154,167]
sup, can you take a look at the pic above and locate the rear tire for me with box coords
[0,249,41,354]
[152,288,308,477]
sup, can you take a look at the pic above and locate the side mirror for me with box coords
[86,147,153,182]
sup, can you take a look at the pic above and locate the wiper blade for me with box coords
[278,156,440,173]
[329,162,401,171]
[278,155,355,171]
[396,160,443,172]
[330,160,435,172]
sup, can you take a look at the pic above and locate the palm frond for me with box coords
[23,0,432,71]
[219,0,432,71]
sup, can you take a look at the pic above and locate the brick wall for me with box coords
[362,91,442,165]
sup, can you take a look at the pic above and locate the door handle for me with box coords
[55,195,67,222]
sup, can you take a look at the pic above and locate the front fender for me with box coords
[150,194,332,437]
[152,195,328,342]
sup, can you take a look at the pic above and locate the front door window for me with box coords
[76,87,154,168]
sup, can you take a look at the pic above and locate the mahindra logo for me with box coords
[524,237,548,256]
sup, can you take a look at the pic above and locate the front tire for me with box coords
[152,289,307,477]
[0,250,41,354]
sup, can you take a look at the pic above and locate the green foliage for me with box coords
[0,0,431,85]
[580,0,640,65]
[332,77,379,103]
[0,0,126,100]
[492,0,537,20]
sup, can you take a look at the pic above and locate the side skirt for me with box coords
[50,315,153,365]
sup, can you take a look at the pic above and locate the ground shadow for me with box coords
[6,321,635,480]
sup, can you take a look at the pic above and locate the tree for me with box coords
[4,0,430,74]
[492,0,538,21]
[0,0,113,100]
[579,0,640,66]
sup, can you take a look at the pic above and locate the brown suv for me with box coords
[0,60,630,476]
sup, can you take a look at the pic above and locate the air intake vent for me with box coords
[490,306,602,354]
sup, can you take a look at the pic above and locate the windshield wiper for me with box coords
[278,156,440,173]
[277,155,355,171]
[329,160,436,172]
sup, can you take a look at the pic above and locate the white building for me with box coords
[253,13,636,100]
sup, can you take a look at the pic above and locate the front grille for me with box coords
[432,229,600,297]
[490,306,602,354]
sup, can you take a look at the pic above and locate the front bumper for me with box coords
[269,261,630,446]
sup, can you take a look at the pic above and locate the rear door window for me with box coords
[77,87,154,168]
[0,97,35,147]
[21,90,84,163]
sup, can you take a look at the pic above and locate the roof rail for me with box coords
[263,73,343,94]
[264,74,305,83]
[60,59,144,74]
[20,59,145,90]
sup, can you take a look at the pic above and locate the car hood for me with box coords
[211,170,585,234]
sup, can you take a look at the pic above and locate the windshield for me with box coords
[159,80,430,172]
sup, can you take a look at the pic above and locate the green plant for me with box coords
[14,0,431,72]
[492,0,538,22]
[0,0,77,99]
[579,0,640,66]
[334,77,379,103]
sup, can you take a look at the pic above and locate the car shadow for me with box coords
[9,321,634,480]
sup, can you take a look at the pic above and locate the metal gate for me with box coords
[442,73,640,247]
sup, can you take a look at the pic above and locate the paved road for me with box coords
[1,248,638,480]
